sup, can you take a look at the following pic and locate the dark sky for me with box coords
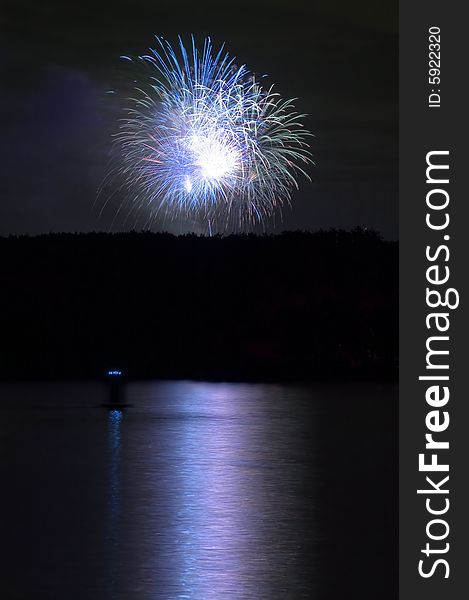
[0,0,397,237]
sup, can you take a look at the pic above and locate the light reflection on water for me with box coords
[111,381,321,599]
[0,380,396,600]
[107,409,123,596]
[165,384,264,599]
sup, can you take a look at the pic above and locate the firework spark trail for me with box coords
[104,36,312,230]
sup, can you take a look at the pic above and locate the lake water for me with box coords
[0,381,397,599]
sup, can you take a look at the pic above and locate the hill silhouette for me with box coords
[0,229,397,380]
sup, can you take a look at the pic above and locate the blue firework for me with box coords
[108,36,312,229]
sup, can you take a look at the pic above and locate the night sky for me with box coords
[0,0,397,237]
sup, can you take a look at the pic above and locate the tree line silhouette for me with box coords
[0,229,397,380]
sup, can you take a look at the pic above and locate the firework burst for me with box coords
[106,36,312,230]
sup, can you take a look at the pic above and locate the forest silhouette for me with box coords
[0,229,397,380]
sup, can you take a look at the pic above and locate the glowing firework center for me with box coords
[113,37,311,227]
[185,131,241,193]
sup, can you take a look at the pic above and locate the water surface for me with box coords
[0,381,396,599]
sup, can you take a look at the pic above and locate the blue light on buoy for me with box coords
[101,369,130,408]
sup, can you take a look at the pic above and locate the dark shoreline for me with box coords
[0,372,398,385]
[0,229,397,381]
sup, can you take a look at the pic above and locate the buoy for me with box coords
[101,369,133,408]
